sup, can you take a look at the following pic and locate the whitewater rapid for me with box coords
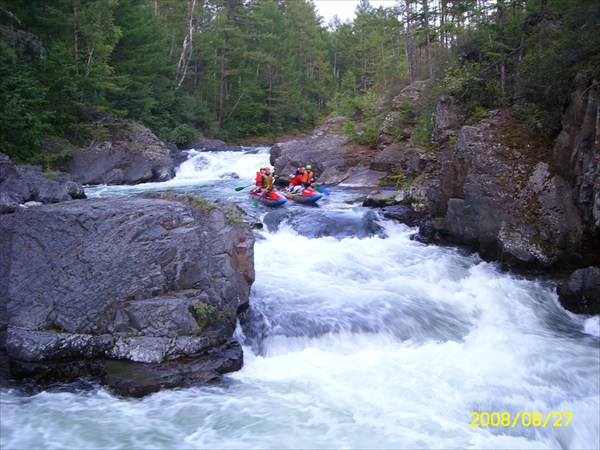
[1,148,598,449]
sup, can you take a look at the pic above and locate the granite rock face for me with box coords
[0,153,85,213]
[0,196,255,396]
[557,267,600,316]
[68,121,175,185]
[270,117,385,188]
[435,114,588,270]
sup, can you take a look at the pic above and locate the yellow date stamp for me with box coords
[470,411,572,428]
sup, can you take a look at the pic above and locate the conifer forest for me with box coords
[1,0,598,163]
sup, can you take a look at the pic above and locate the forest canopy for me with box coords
[1,0,598,163]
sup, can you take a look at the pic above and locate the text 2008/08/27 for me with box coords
[470,411,572,428]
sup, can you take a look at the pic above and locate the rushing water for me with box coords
[2,148,599,449]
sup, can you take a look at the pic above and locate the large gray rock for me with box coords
[367,78,598,273]
[270,118,385,188]
[557,267,600,315]
[68,121,175,185]
[184,137,243,152]
[186,137,228,150]
[0,196,255,396]
[0,153,85,213]
[431,94,465,143]
[429,107,595,270]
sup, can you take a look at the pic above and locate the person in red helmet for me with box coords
[255,166,274,195]
[288,167,305,193]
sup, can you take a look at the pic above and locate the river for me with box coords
[1,147,599,449]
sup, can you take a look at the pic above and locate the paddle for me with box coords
[314,185,330,196]
[235,184,253,192]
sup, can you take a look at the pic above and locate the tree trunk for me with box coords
[175,0,198,90]
[403,0,414,83]
[218,57,225,128]
[423,0,434,81]
[73,1,79,75]
[497,0,506,102]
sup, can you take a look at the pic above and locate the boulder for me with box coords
[68,121,174,185]
[182,137,244,153]
[262,208,386,240]
[557,267,600,315]
[380,205,427,228]
[270,119,384,188]
[370,144,428,175]
[0,196,255,396]
[0,153,85,213]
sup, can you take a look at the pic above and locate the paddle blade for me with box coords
[315,185,330,196]
[235,185,251,191]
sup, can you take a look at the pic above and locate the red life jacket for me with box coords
[289,174,303,186]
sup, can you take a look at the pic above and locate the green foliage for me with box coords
[192,303,219,327]
[511,102,544,130]
[0,44,52,162]
[193,303,218,318]
[397,99,415,126]
[464,105,488,125]
[344,119,358,138]
[168,124,197,146]
[31,146,75,172]
[351,91,382,119]
[411,107,435,150]
[0,0,597,163]
[337,88,385,148]
[224,204,246,226]
[384,99,417,143]
[443,0,600,135]
[352,117,382,148]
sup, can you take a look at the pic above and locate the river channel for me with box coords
[1,147,598,449]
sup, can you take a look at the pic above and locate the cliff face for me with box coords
[371,78,598,314]
[434,112,589,269]
[373,79,599,272]
[551,83,600,239]
[0,196,255,397]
